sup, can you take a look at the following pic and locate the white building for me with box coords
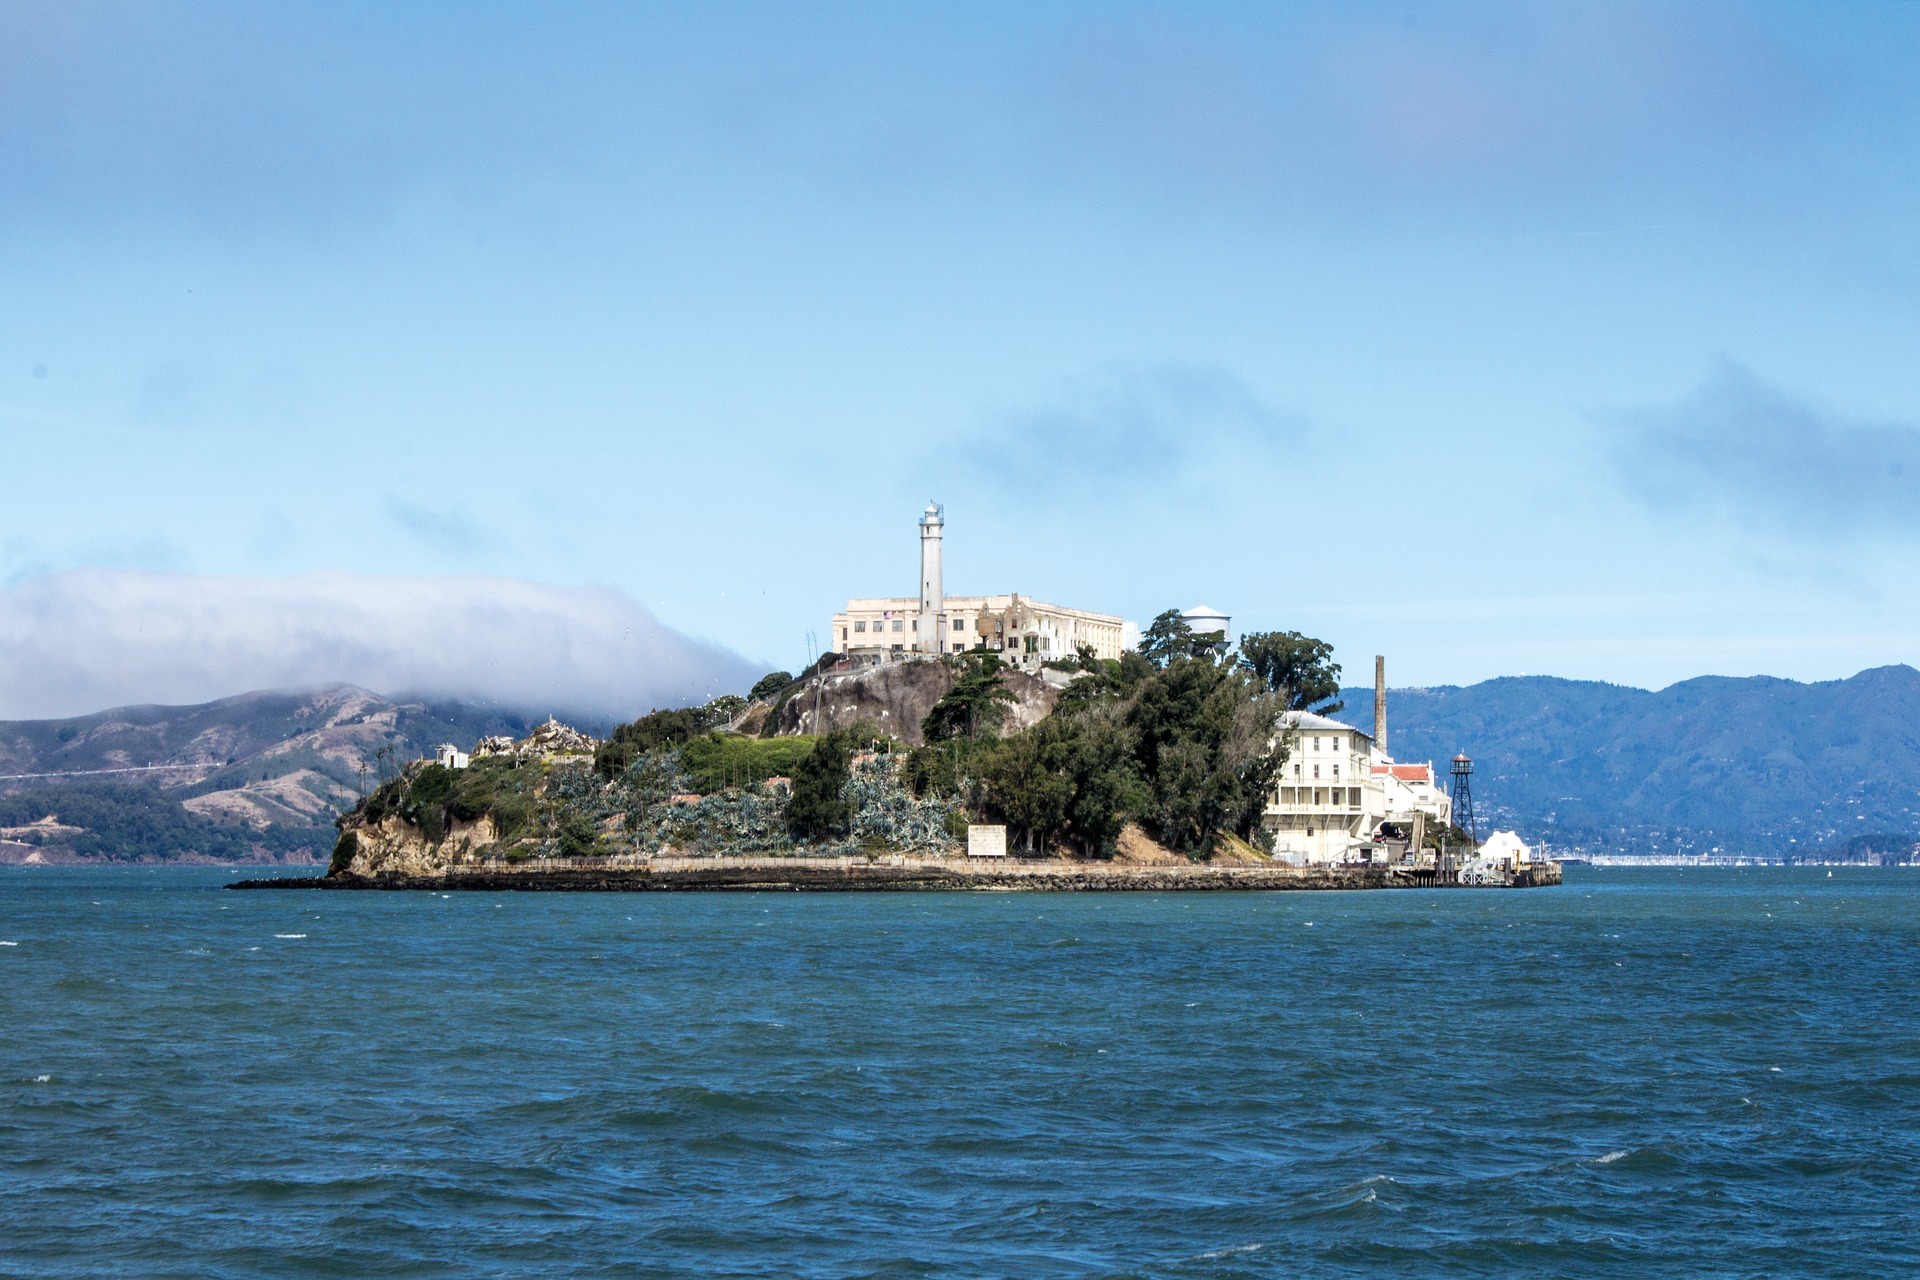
[1262,711,1453,865]
[1375,760,1452,830]
[436,743,470,770]
[831,504,1127,673]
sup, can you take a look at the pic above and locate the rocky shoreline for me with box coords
[229,855,1562,892]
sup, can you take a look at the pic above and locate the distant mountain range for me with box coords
[5,666,1916,862]
[1328,665,1920,857]
[0,687,592,863]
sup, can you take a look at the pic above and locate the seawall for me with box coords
[229,854,1562,892]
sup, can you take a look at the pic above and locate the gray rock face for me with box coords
[771,659,1057,745]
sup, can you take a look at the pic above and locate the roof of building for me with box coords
[838,595,1124,625]
[1278,710,1371,737]
[1372,762,1435,783]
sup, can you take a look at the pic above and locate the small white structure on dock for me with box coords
[1476,831,1534,868]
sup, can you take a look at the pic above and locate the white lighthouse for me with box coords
[917,501,944,653]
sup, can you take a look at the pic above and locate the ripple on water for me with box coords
[1,865,1917,1277]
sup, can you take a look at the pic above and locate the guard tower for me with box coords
[1450,753,1477,845]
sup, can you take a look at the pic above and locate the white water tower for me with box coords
[1182,604,1231,645]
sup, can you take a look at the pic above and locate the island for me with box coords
[234,606,1560,894]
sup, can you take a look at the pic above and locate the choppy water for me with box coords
[2,866,1917,1278]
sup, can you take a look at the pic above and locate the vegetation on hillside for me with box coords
[0,783,320,861]
[901,618,1325,858]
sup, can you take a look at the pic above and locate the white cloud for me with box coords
[948,365,1306,501]
[0,569,759,721]
[1611,360,1920,543]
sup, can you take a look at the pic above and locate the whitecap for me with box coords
[0,941,17,947]
[1595,1150,1629,1164]
[274,934,307,939]
[32,1074,50,1083]
[1195,1244,1265,1260]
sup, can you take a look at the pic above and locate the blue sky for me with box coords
[5,1,1920,715]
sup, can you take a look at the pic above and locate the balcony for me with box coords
[1272,785,1367,812]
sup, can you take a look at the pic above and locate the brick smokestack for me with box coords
[1374,654,1387,758]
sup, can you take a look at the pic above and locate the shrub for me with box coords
[705,695,748,724]
[490,791,533,838]
[787,732,853,841]
[328,830,359,875]
[904,744,959,798]
[447,780,495,822]
[559,814,601,858]
[681,733,817,794]
[407,763,456,809]
[361,779,402,824]
[750,671,795,700]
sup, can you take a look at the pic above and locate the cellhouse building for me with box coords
[830,503,1127,673]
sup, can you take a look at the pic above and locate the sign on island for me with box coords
[967,824,1008,858]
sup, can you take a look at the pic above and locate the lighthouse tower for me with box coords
[917,501,944,653]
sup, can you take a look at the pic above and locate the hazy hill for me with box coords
[0,687,598,862]
[1329,665,1920,856]
[10,666,1916,862]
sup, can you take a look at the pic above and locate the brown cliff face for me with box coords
[339,813,500,877]
[769,659,1056,745]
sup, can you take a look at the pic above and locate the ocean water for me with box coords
[2,867,1916,1279]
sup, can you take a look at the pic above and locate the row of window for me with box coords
[842,621,1062,654]
[1278,787,1362,809]
[1290,762,1339,780]
[1307,735,1347,752]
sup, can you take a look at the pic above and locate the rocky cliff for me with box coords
[766,658,1058,745]
[338,812,501,877]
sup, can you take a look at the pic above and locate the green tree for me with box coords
[1139,609,1194,668]
[1124,656,1286,855]
[749,671,794,700]
[596,705,712,778]
[1142,608,1229,665]
[1237,631,1344,713]
[975,704,1142,857]
[922,653,1017,742]
[786,730,854,840]
[559,813,601,858]
[904,743,961,799]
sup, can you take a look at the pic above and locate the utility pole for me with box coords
[806,628,825,735]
